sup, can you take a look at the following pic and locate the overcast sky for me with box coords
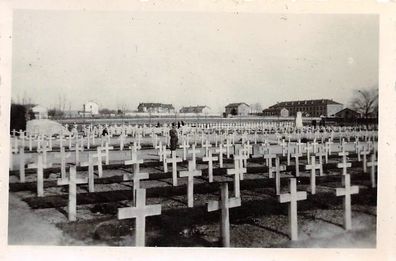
[12,11,378,113]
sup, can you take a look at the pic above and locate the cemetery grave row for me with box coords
[8,124,378,247]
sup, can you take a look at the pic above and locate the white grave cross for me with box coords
[117,188,162,246]
[278,178,307,241]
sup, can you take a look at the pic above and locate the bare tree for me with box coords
[350,87,378,119]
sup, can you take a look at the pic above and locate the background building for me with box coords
[262,99,343,117]
[333,108,361,119]
[225,103,250,116]
[83,101,99,115]
[31,105,48,119]
[137,103,175,113]
[179,106,211,115]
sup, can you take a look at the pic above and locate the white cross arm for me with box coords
[57,177,88,186]
[337,162,352,168]
[279,191,307,203]
[228,197,242,208]
[367,162,377,167]
[179,170,202,178]
[305,164,321,170]
[207,200,219,212]
[118,205,162,219]
[123,172,149,181]
[125,159,144,165]
[207,197,241,212]
[336,186,359,196]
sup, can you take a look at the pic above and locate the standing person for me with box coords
[169,123,178,152]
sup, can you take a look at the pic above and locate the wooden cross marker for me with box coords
[92,147,105,178]
[80,153,96,192]
[244,141,253,156]
[28,154,51,197]
[278,178,307,241]
[311,139,319,154]
[156,141,163,162]
[179,161,202,208]
[360,150,370,173]
[305,143,312,164]
[274,157,287,195]
[123,171,149,206]
[226,160,246,198]
[291,152,302,177]
[162,146,171,173]
[337,151,351,176]
[167,151,182,186]
[104,142,114,165]
[72,141,84,167]
[54,146,71,180]
[335,174,359,230]
[125,149,143,174]
[237,148,249,170]
[233,151,247,180]
[305,156,321,195]
[280,139,287,156]
[18,147,26,183]
[286,142,293,165]
[202,140,212,157]
[207,182,241,247]
[367,153,377,188]
[264,153,276,178]
[224,139,232,158]
[326,139,333,155]
[296,139,304,154]
[19,130,26,149]
[117,189,162,246]
[315,148,324,176]
[180,140,190,161]
[202,151,218,183]
[119,133,125,151]
[187,144,200,170]
[37,142,51,168]
[57,166,88,221]
[215,143,225,168]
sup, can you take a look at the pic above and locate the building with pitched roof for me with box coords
[225,102,250,116]
[137,103,175,113]
[179,106,211,114]
[262,99,343,117]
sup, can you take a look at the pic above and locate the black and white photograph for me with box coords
[1,1,395,259]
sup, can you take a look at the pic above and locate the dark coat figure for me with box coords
[169,125,178,151]
[102,128,108,136]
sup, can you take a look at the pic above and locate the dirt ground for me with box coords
[8,148,377,248]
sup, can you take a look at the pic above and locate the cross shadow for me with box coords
[300,213,344,229]
[163,195,186,206]
[55,206,68,219]
[156,179,174,186]
[119,168,132,174]
[242,219,290,239]
[353,209,377,217]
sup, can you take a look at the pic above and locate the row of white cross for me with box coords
[15,136,377,247]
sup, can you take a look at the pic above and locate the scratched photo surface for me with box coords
[8,10,378,247]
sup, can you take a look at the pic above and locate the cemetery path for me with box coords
[8,194,82,245]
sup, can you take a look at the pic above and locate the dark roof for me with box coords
[138,103,174,109]
[334,108,360,117]
[180,106,208,113]
[268,99,341,108]
[225,102,249,108]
